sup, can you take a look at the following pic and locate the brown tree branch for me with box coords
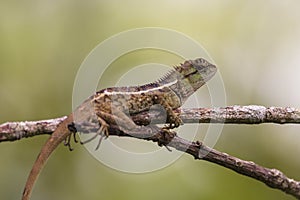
[133,105,300,125]
[169,135,300,199]
[82,123,300,199]
[1,105,299,142]
[1,105,300,198]
[0,117,67,142]
[142,130,300,199]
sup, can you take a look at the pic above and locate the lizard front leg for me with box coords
[153,94,183,129]
[82,102,161,149]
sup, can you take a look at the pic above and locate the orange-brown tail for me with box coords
[22,115,73,200]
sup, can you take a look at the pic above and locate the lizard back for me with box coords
[92,58,217,115]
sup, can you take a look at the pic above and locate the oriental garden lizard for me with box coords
[22,58,217,200]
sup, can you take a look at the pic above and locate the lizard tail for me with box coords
[22,116,73,200]
[22,146,52,200]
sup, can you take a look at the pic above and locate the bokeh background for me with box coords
[1,1,300,200]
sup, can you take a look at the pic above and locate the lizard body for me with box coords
[93,58,217,131]
[22,58,217,200]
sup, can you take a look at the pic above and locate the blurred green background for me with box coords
[1,1,300,200]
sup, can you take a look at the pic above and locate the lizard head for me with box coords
[190,58,217,80]
[178,58,217,90]
[158,58,217,103]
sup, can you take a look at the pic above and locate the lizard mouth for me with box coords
[198,64,217,82]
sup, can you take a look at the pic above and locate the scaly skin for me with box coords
[93,58,217,130]
[22,58,217,200]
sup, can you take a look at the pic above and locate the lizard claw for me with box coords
[80,118,110,150]
[94,123,109,150]
[167,115,183,129]
[64,122,78,151]
[157,128,176,151]
[64,135,74,151]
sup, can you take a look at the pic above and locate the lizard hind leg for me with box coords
[80,116,109,150]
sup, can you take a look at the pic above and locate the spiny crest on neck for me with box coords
[157,58,217,85]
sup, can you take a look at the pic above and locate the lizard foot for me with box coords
[80,118,110,150]
[166,114,183,129]
[64,132,79,151]
[64,122,78,151]
[94,123,109,150]
[157,128,176,151]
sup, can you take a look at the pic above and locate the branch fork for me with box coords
[1,105,300,199]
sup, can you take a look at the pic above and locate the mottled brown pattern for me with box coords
[94,86,180,114]
[91,58,217,131]
[22,58,217,200]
